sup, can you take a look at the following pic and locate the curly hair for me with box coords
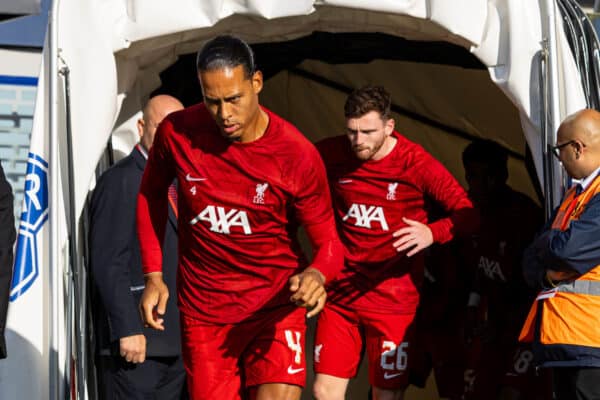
[344,86,392,120]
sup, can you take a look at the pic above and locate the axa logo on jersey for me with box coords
[189,205,252,234]
[343,203,389,230]
[478,255,506,281]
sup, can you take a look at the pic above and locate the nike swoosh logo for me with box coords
[338,179,353,184]
[287,366,305,375]
[186,173,207,182]
[383,372,403,379]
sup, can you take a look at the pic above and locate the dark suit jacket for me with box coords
[0,161,15,359]
[89,147,181,357]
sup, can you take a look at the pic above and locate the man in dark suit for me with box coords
[90,95,186,399]
[0,161,15,360]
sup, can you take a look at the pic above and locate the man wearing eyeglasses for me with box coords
[520,108,600,400]
[550,139,583,158]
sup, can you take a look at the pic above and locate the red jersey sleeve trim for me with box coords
[137,189,167,274]
[136,118,176,274]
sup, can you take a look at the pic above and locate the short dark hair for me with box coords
[196,35,255,79]
[462,139,509,182]
[344,86,392,120]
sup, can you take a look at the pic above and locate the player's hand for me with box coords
[140,272,168,331]
[392,217,434,257]
[119,334,146,364]
[546,269,579,283]
[289,267,326,318]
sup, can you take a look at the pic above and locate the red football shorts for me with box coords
[501,344,553,399]
[314,303,416,390]
[180,306,306,400]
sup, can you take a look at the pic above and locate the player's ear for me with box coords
[252,70,263,94]
[137,118,145,139]
[385,117,395,136]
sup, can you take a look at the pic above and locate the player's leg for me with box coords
[244,307,307,400]
[498,344,551,400]
[430,324,468,400]
[469,339,503,400]
[313,304,362,400]
[313,374,350,400]
[180,313,245,400]
[406,325,432,391]
[364,312,415,400]
[249,383,302,400]
[372,387,404,400]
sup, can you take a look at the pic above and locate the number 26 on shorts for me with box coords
[380,341,408,371]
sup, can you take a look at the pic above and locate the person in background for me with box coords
[408,241,470,400]
[459,139,547,400]
[313,85,477,400]
[521,109,600,400]
[90,95,187,399]
[136,35,343,400]
[0,160,15,360]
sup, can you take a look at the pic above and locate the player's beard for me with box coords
[353,139,385,161]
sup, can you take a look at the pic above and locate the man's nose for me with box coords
[355,132,366,145]
[219,102,232,120]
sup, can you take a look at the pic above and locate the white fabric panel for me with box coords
[555,9,588,118]
[123,0,316,45]
[321,0,427,18]
[10,2,592,398]
[429,0,488,45]
[48,0,588,221]
[57,0,120,216]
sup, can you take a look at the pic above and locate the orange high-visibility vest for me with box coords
[519,176,600,352]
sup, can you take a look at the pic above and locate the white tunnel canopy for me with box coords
[50,0,586,217]
[0,3,590,399]
[116,32,541,202]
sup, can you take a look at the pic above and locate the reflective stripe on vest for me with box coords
[519,175,600,347]
[557,279,600,296]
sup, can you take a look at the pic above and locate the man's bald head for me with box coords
[138,95,184,151]
[556,108,600,179]
[559,109,600,143]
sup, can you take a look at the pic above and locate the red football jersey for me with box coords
[461,187,542,343]
[317,132,475,313]
[137,104,342,323]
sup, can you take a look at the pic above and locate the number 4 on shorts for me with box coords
[285,330,302,364]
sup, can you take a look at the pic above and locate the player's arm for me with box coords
[522,206,559,289]
[289,147,343,317]
[392,154,477,256]
[90,170,146,362]
[534,193,600,282]
[421,154,477,242]
[290,220,343,317]
[137,120,176,330]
